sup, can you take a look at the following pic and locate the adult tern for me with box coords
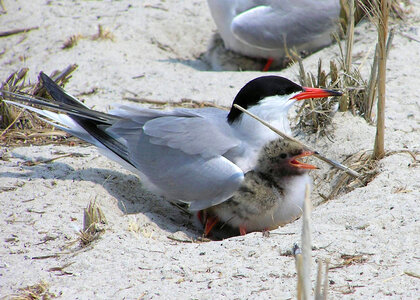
[207,0,341,69]
[3,73,340,218]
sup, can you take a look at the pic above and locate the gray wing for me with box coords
[3,76,245,210]
[143,115,240,158]
[124,133,244,211]
[106,106,245,210]
[110,105,241,158]
[231,1,340,50]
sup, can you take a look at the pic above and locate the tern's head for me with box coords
[227,76,342,124]
[257,139,317,176]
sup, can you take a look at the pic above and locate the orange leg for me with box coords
[262,58,274,72]
[204,215,219,237]
[239,225,247,236]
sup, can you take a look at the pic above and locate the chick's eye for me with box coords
[279,153,287,159]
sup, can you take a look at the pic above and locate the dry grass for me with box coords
[323,148,418,201]
[91,24,115,41]
[0,65,83,147]
[340,0,409,33]
[293,41,367,138]
[62,24,115,49]
[294,58,344,138]
[293,0,409,136]
[60,200,107,249]
[323,149,379,201]
[1,68,31,129]
[62,34,83,49]
[363,0,390,159]
[5,280,56,300]
[78,200,107,246]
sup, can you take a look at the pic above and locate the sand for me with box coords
[0,0,419,299]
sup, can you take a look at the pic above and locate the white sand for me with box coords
[1,1,419,298]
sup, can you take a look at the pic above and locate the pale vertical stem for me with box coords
[373,0,389,159]
[366,45,379,121]
[345,0,354,75]
[340,0,355,111]
[301,184,312,299]
[296,251,303,300]
[366,28,394,122]
[322,261,329,300]
[315,261,323,299]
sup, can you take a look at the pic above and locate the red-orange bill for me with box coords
[289,151,318,169]
[291,87,342,101]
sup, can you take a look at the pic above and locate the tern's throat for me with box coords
[231,95,296,141]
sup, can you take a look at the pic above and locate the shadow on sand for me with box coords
[3,152,241,240]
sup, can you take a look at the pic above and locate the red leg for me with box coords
[204,216,219,236]
[239,225,247,236]
[262,58,274,72]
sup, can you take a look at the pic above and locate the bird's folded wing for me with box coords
[231,5,290,50]
[142,113,241,158]
[126,135,244,210]
[231,2,339,50]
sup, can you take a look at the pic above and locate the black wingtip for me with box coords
[39,71,54,86]
[39,71,87,109]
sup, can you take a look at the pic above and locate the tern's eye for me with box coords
[279,153,287,159]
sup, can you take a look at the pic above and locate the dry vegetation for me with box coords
[75,200,107,247]
[62,25,114,49]
[0,65,84,147]
[292,0,412,206]
[5,281,56,300]
[293,0,408,138]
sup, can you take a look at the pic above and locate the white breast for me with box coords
[243,174,312,232]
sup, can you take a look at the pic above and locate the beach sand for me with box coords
[0,1,419,298]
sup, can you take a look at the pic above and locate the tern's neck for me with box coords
[226,95,297,172]
[231,96,296,142]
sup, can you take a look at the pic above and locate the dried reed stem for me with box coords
[294,245,304,300]
[301,185,312,299]
[373,0,390,160]
[0,26,38,37]
[314,260,330,300]
[0,108,24,137]
[366,27,394,121]
[366,44,379,120]
[339,0,355,111]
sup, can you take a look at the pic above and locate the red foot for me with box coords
[262,58,274,72]
[204,216,219,237]
[239,225,247,236]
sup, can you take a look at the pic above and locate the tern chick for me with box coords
[202,139,317,236]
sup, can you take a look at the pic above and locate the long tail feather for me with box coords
[1,90,118,124]
[1,73,134,168]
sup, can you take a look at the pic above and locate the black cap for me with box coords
[227,76,302,123]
